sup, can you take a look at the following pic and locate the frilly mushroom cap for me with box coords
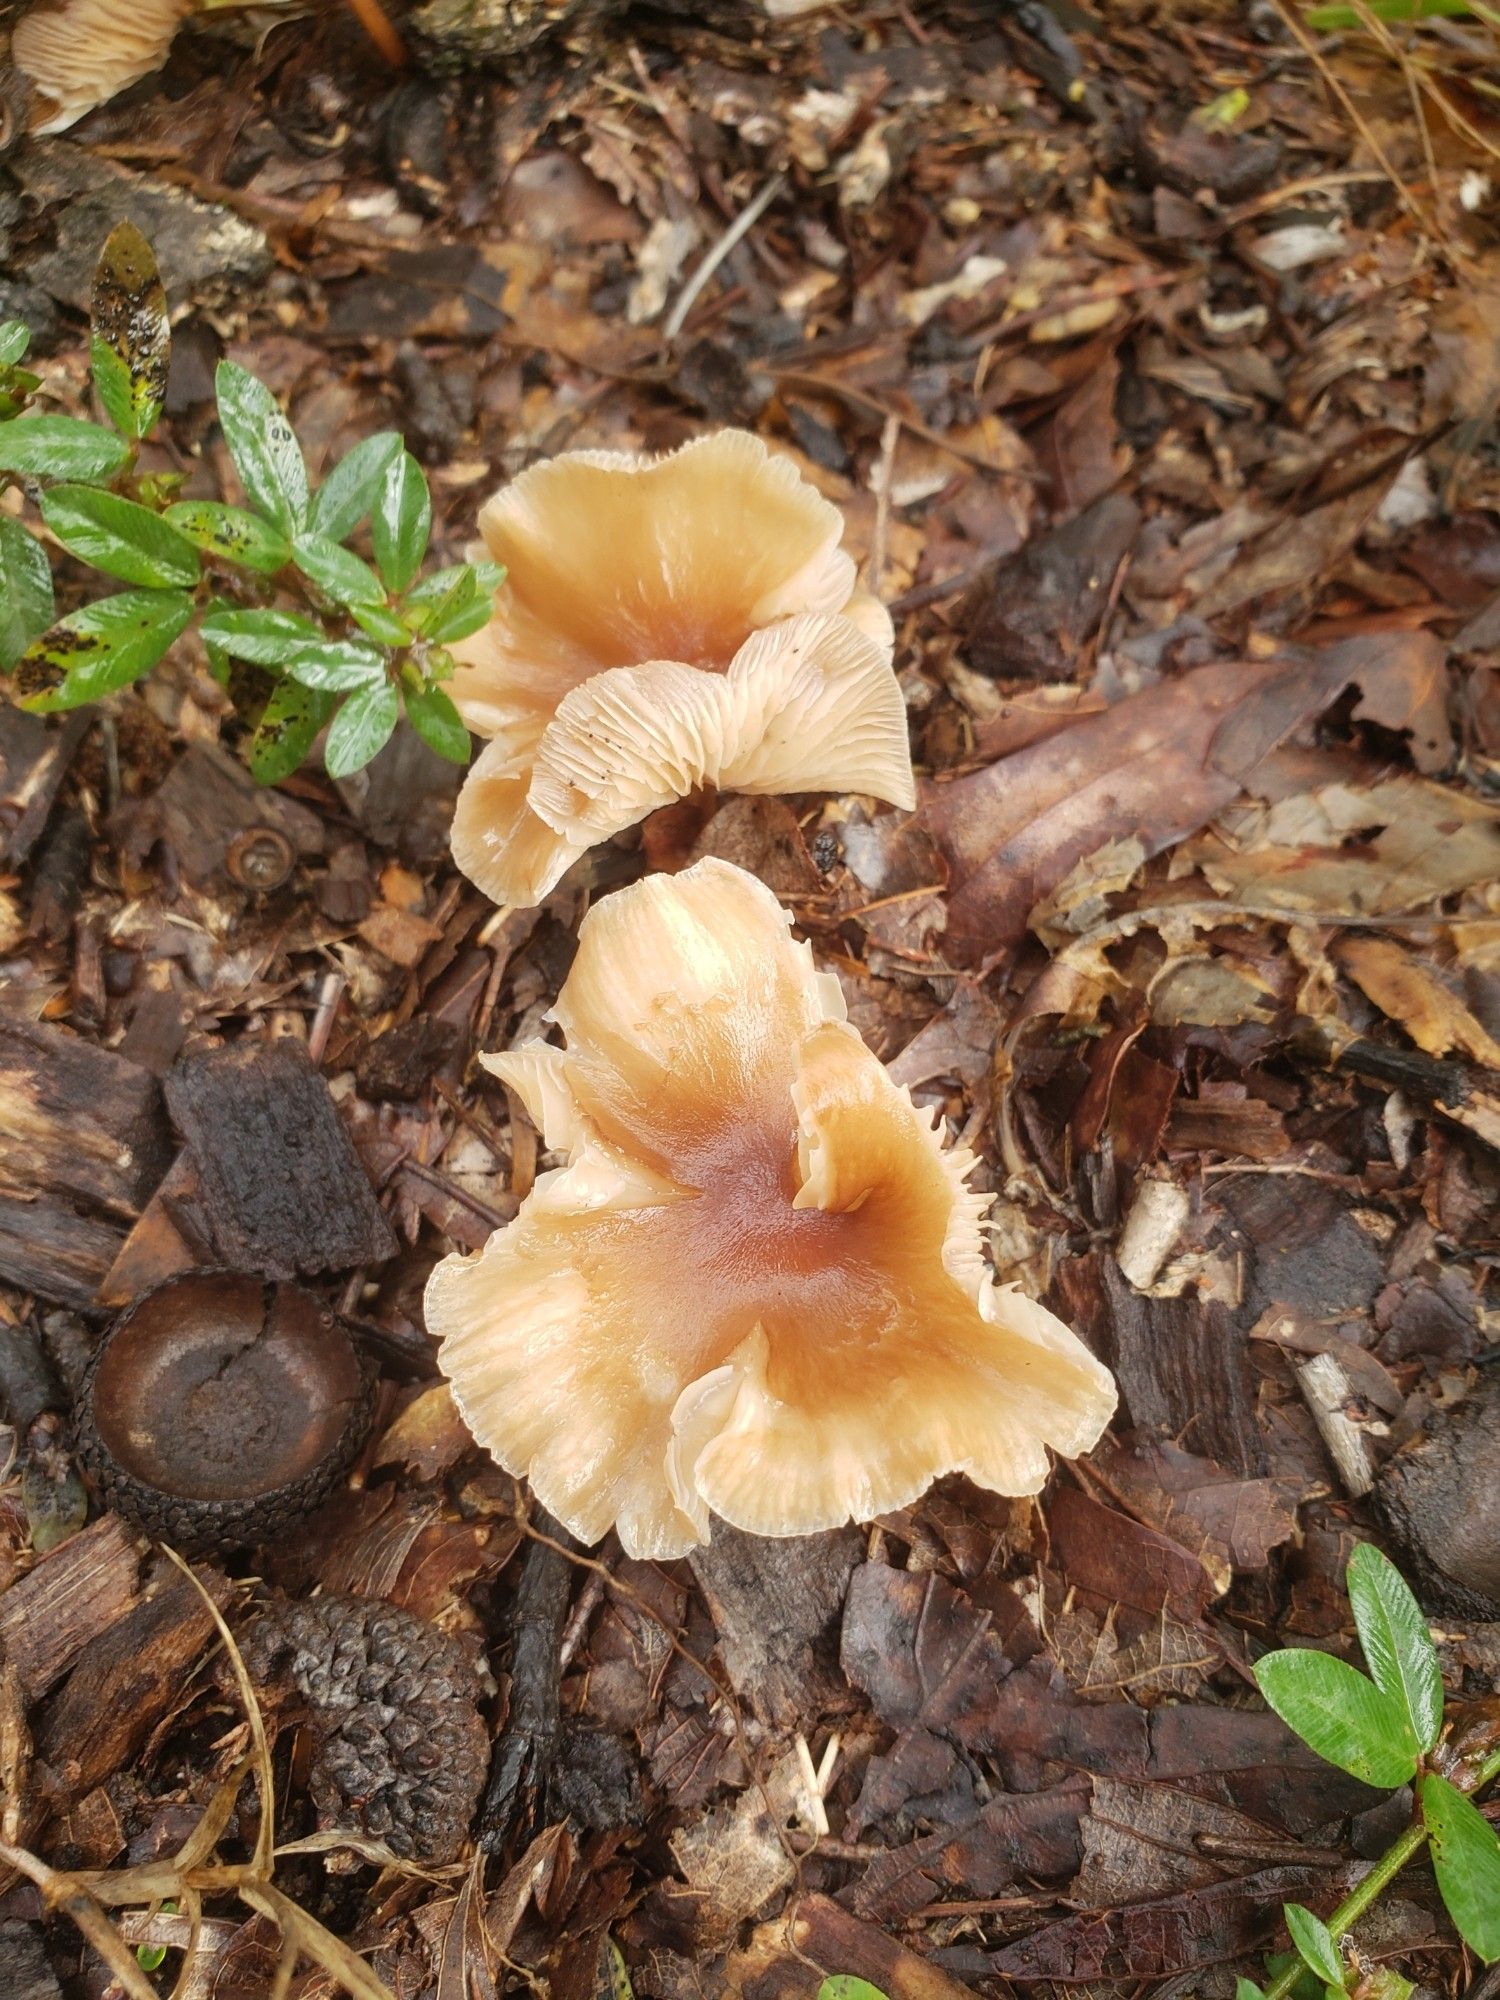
[445,431,912,910]
[426,859,1116,1559]
[11,0,191,134]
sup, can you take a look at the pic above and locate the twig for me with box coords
[664,174,786,342]
[341,0,408,67]
[866,413,901,600]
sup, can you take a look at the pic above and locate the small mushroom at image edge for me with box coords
[7,0,191,135]
[425,858,1117,1559]
[74,1270,377,1555]
[447,429,914,910]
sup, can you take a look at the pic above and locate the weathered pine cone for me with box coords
[244,1595,490,1862]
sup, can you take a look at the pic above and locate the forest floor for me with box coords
[2,2,1500,1997]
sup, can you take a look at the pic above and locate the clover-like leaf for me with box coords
[308,430,402,543]
[817,1982,891,2000]
[41,485,201,588]
[1347,1544,1443,1756]
[215,361,309,536]
[1421,1772,1500,1960]
[1254,1649,1418,1789]
[14,590,194,710]
[372,448,430,593]
[404,682,470,764]
[165,501,291,575]
[325,679,399,779]
[90,223,170,440]
[0,516,55,672]
[0,415,132,484]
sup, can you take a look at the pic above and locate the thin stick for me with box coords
[866,412,901,601]
[665,174,786,341]
[342,0,408,66]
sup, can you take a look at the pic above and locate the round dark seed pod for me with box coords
[75,1271,376,1555]
[243,1594,489,1862]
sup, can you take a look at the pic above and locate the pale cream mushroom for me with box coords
[10,0,191,134]
[447,431,912,909]
[425,859,1116,1559]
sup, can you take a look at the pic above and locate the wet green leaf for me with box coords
[404,682,470,764]
[164,501,291,574]
[200,606,323,665]
[1422,1772,1500,1960]
[308,430,402,543]
[0,415,132,484]
[248,678,333,785]
[215,360,309,535]
[293,532,386,608]
[15,589,194,710]
[1347,1544,1443,1755]
[325,679,399,778]
[1284,1905,1344,1991]
[283,639,386,693]
[351,602,411,647]
[0,321,31,366]
[0,516,55,671]
[90,223,170,439]
[372,448,430,593]
[1254,1650,1418,1788]
[41,484,200,587]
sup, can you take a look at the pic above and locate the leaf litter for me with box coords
[2,1,1500,1996]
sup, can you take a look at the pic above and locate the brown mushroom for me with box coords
[9,0,191,135]
[425,859,1116,1557]
[447,431,912,910]
[75,1271,376,1553]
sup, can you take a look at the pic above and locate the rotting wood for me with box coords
[0,1516,141,1703]
[0,1020,172,1310]
[689,1522,863,1731]
[163,1038,396,1280]
[0,708,92,869]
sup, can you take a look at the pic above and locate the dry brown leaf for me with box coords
[1337,935,1500,1069]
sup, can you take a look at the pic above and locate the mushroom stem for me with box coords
[341,0,408,66]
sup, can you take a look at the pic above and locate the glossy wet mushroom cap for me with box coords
[9,0,191,135]
[76,1271,376,1553]
[426,858,1117,1557]
[445,430,912,910]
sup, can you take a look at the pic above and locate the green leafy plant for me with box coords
[0,223,502,783]
[1238,1544,1500,2000]
[817,1981,890,2000]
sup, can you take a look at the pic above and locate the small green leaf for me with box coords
[41,485,200,587]
[1421,1772,1500,1960]
[247,678,333,785]
[404,682,470,764]
[283,639,387,693]
[0,321,31,366]
[1284,1905,1344,1990]
[403,559,504,607]
[1362,1968,1415,2000]
[325,680,399,779]
[292,533,386,608]
[404,564,500,646]
[91,223,169,439]
[1347,1544,1444,1756]
[14,590,194,710]
[308,430,402,543]
[164,501,291,574]
[0,415,132,484]
[817,1982,891,2000]
[372,448,430,593]
[200,607,323,665]
[1254,1650,1418,1788]
[351,602,411,646]
[215,360,309,535]
[1236,1983,1271,2000]
[0,516,55,671]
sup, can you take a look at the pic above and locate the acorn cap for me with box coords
[76,1271,376,1554]
[10,0,192,135]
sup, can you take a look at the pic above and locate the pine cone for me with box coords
[245,1595,489,1862]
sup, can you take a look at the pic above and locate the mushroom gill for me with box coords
[10,0,191,134]
[446,431,912,910]
[425,859,1117,1559]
